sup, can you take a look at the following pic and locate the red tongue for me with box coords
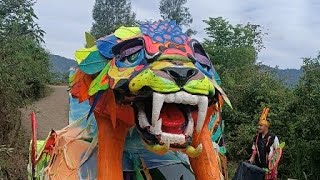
[160,104,185,134]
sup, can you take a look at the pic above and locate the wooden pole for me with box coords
[31,112,37,180]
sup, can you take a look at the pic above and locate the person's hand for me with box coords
[248,158,254,164]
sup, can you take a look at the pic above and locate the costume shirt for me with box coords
[252,132,279,168]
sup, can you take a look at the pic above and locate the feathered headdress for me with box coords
[259,107,270,127]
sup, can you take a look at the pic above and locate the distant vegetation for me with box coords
[49,54,77,84]
[261,65,302,87]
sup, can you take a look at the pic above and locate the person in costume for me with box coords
[249,107,279,169]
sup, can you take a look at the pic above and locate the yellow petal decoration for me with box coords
[114,26,141,40]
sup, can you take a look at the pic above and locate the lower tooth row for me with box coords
[160,132,185,145]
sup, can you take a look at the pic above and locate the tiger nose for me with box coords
[162,67,198,87]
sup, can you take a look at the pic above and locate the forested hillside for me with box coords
[261,65,302,87]
[49,54,77,74]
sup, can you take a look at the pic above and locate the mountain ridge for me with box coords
[260,65,302,87]
[50,54,77,74]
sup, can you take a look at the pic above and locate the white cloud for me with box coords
[34,0,94,58]
[34,0,320,68]
[184,0,320,68]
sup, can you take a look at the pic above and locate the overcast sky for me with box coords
[34,0,320,69]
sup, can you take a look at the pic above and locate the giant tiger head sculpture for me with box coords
[71,21,230,179]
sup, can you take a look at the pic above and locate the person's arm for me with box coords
[249,144,257,163]
[268,136,279,160]
[273,136,279,148]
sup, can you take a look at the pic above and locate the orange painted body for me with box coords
[190,125,221,180]
[94,90,135,180]
[189,105,223,180]
[95,112,130,180]
[95,115,223,180]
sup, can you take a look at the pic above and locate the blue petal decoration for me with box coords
[96,35,119,58]
[86,91,103,120]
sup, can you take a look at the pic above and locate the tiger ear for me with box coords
[85,32,96,48]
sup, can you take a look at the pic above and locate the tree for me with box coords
[91,0,136,38]
[287,53,320,179]
[0,0,50,178]
[159,0,195,35]
[203,17,265,66]
[203,17,293,178]
[0,0,44,42]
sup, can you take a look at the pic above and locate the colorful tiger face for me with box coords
[72,21,230,157]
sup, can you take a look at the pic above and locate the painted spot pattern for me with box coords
[140,21,188,44]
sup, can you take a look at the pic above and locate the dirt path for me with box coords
[21,85,69,139]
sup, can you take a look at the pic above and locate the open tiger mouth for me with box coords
[134,91,208,157]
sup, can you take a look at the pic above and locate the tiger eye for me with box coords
[126,53,139,63]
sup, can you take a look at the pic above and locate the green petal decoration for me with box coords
[75,46,98,64]
[85,32,96,48]
[79,50,107,75]
[114,26,141,40]
[89,63,111,96]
